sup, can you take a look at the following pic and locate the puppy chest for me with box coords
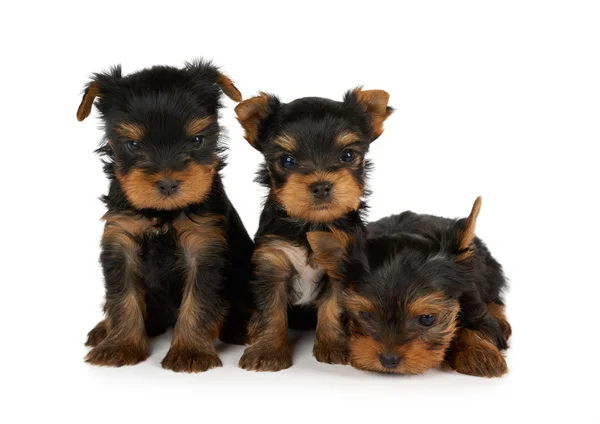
[140,231,182,289]
[278,244,325,306]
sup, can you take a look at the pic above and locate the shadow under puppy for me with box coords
[78,60,253,372]
[235,88,392,371]
[307,197,511,377]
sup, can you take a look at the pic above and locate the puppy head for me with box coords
[236,88,392,223]
[77,60,242,210]
[306,198,483,374]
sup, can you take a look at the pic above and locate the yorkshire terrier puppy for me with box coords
[78,60,253,372]
[235,88,393,371]
[307,197,511,377]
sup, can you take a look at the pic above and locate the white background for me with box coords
[1,1,598,423]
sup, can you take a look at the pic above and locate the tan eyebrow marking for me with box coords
[115,122,145,142]
[185,116,214,136]
[343,290,377,313]
[407,291,454,316]
[273,134,297,152]
[335,131,361,148]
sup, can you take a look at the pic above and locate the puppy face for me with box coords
[77,61,241,210]
[306,199,482,374]
[343,279,459,375]
[236,89,392,223]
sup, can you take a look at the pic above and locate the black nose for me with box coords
[310,182,332,200]
[157,179,179,196]
[379,354,400,369]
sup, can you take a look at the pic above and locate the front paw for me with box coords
[313,341,349,365]
[85,320,108,347]
[450,343,508,378]
[239,345,292,372]
[85,339,148,367]
[161,347,222,373]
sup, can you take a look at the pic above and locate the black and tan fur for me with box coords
[236,88,392,371]
[79,60,253,373]
[307,197,511,377]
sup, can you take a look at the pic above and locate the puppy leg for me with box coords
[161,215,226,373]
[313,281,348,364]
[239,244,292,371]
[86,213,150,366]
[458,293,507,350]
[86,292,148,366]
[446,328,507,377]
[218,207,254,345]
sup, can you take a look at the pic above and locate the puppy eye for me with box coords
[418,315,437,327]
[193,134,204,144]
[340,149,355,163]
[359,311,372,320]
[127,141,139,152]
[280,154,298,169]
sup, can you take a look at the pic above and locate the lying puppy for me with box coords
[78,60,253,372]
[307,197,511,377]
[235,88,392,371]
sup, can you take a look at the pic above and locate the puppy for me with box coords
[78,60,253,372]
[307,197,511,377]
[235,88,392,371]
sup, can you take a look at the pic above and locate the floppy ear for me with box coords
[216,72,242,103]
[77,65,123,122]
[306,230,351,279]
[185,60,242,103]
[455,196,482,261]
[234,93,277,151]
[349,87,393,139]
[77,81,100,121]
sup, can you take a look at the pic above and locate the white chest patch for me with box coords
[278,244,325,305]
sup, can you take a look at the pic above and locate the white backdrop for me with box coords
[1,1,598,423]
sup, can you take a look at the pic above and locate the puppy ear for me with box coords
[216,72,242,103]
[455,196,482,261]
[77,81,101,122]
[185,60,242,103]
[306,230,351,279]
[77,66,122,122]
[347,87,393,140]
[235,93,277,151]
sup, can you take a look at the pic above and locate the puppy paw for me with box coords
[85,339,148,367]
[161,347,222,373]
[448,329,508,377]
[85,320,108,347]
[313,342,349,365]
[239,346,291,372]
[452,346,507,377]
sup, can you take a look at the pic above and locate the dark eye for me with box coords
[359,311,372,320]
[127,141,139,152]
[340,149,355,163]
[279,154,298,169]
[418,315,436,327]
[193,134,204,144]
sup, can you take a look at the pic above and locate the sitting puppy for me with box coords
[235,88,392,371]
[307,197,511,377]
[78,60,253,372]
